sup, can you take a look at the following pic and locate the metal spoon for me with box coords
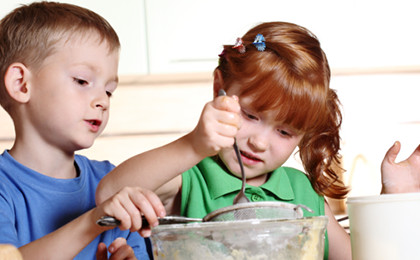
[218,89,250,204]
[96,215,202,227]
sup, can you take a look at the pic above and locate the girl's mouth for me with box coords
[240,150,263,164]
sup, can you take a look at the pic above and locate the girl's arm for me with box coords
[96,95,241,207]
[324,201,352,260]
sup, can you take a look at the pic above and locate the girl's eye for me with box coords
[243,110,258,120]
[73,78,89,86]
[278,129,291,137]
[106,91,113,97]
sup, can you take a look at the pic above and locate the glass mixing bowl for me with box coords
[151,216,328,260]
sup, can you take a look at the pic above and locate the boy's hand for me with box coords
[96,186,166,237]
[381,141,420,194]
[191,94,241,158]
[96,238,136,260]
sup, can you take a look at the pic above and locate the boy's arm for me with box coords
[96,95,241,205]
[19,208,106,259]
[18,187,164,259]
[381,141,420,194]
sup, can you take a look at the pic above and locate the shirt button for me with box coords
[251,194,262,201]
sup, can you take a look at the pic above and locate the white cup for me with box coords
[347,193,420,260]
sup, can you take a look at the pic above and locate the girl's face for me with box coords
[219,84,303,186]
[26,33,119,153]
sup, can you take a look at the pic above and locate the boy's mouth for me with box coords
[85,119,102,132]
[87,120,101,126]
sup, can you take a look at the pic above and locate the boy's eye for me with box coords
[73,78,89,86]
[106,91,113,97]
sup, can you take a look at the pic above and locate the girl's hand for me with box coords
[381,141,420,194]
[190,94,241,158]
[96,237,136,260]
[95,186,166,237]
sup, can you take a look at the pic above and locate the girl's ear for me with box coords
[213,69,224,99]
[4,63,31,103]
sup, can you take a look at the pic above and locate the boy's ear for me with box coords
[213,69,224,98]
[4,63,31,103]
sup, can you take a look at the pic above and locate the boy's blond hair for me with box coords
[0,1,120,113]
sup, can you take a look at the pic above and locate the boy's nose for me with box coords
[93,92,109,111]
[95,102,106,109]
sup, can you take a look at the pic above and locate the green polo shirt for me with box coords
[181,156,328,259]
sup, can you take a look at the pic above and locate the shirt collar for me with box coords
[200,157,295,200]
[260,167,295,200]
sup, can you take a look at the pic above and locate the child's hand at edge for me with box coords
[95,186,166,237]
[381,141,420,194]
[189,94,241,158]
[96,237,136,260]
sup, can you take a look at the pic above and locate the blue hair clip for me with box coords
[253,34,266,51]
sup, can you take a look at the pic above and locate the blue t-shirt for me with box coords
[0,150,151,259]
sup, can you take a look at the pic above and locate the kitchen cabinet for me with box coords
[143,0,420,75]
[1,0,149,75]
[3,0,420,75]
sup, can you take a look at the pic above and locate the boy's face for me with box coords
[219,84,303,186]
[25,34,119,152]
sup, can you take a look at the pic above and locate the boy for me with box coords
[0,2,164,259]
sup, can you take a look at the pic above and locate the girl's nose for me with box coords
[248,131,269,152]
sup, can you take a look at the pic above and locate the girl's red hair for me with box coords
[217,22,348,199]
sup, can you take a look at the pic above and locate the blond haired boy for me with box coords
[0,2,164,259]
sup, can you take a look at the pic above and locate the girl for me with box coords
[97,21,352,259]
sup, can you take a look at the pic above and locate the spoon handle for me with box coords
[232,139,250,203]
[217,89,249,204]
[96,215,202,227]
